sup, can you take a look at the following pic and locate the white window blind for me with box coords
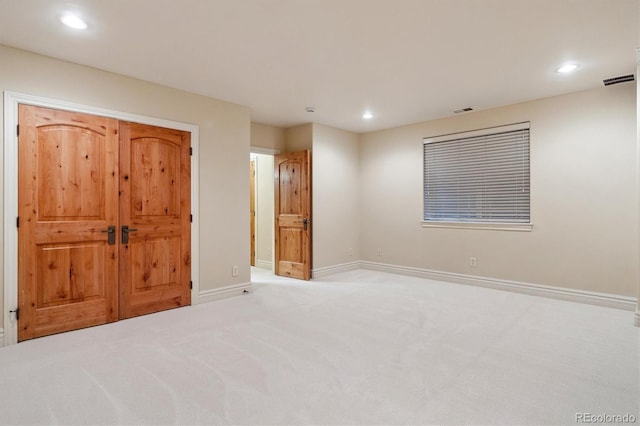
[423,122,530,223]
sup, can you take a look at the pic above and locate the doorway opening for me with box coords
[249,148,312,281]
[249,150,276,279]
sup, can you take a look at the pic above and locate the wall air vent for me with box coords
[603,74,634,86]
[453,107,474,114]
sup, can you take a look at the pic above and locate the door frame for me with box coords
[250,156,257,267]
[3,91,200,346]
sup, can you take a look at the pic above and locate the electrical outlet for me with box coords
[377,248,383,256]
[348,247,353,256]
[232,265,239,276]
[470,257,477,267]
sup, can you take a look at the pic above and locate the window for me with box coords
[423,122,530,226]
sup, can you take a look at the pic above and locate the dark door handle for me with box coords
[9,307,19,320]
[122,225,138,244]
[295,218,310,230]
[100,226,116,245]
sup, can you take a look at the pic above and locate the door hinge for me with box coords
[190,281,193,289]
[190,214,193,223]
[189,147,193,156]
[16,217,19,228]
[9,307,20,320]
[16,124,19,137]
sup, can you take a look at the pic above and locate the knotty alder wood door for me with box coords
[17,105,191,341]
[18,105,119,341]
[118,122,191,319]
[274,150,311,280]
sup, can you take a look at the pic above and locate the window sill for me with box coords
[420,221,533,232]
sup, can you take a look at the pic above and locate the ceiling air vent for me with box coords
[603,74,634,86]
[453,107,474,114]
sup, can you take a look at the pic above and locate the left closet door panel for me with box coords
[18,105,119,341]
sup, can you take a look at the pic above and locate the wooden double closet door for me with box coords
[17,105,191,342]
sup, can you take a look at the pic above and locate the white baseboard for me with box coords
[312,261,361,279]
[359,261,638,312]
[0,287,252,347]
[195,282,252,304]
[255,259,272,270]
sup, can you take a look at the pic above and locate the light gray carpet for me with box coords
[0,268,638,425]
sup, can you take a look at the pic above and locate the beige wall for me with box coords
[254,153,274,268]
[0,45,251,321]
[311,124,360,269]
[360,84,638,297]
[285,124,313,152]
[251,122,285,151]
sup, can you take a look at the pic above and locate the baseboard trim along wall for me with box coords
[255,259,272,270]
[321,261,637,311]
[0,287,249,347]
[195,282,252,305]
[312,261,361,279]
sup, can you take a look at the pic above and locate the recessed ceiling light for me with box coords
[362,112,373,120]
[60,13,87,30]
[556,63,579,73]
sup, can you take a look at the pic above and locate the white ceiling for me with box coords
[0,0,637,133]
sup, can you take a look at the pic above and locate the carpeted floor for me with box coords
[0,268,638,425]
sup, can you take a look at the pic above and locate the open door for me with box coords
[274,150,311,280]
